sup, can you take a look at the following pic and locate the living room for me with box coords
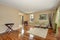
[0,0,60,40]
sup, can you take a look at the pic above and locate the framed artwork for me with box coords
[39,14,48,20]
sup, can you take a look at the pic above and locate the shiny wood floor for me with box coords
[56,27,60,40]
[0,26,57,40]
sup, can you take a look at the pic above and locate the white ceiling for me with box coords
[0,0,60,13]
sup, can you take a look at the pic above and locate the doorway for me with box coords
[21,16,24,24]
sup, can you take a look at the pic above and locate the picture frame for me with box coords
[39,14,48,20]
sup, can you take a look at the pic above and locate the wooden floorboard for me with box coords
[0,26,57,40]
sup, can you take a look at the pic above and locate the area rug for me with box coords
[27,28,48,38]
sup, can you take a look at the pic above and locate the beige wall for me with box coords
[27,10,56,26]
[24,14,29,21]
[0,4,24,33]
[34,11,51,23]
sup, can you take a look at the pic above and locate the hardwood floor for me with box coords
[0,26,57,40]
[56,27,60,40]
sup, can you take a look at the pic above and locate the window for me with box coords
[30,14,34,22]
